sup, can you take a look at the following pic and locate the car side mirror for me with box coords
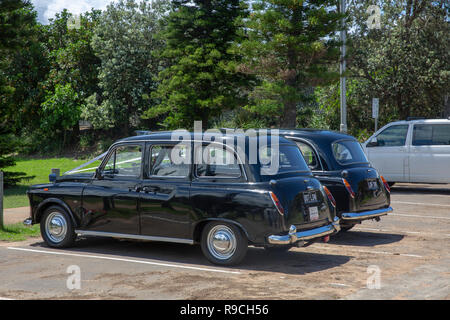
[95,168,104,180]
[367,137,379,147]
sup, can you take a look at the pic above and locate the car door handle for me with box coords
[141,186,158,193]
[129,186,142,192]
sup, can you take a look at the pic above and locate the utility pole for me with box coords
[340,0,347,133]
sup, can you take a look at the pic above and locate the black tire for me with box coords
[340,224,355,232]
[200,221,248,266]
[40,206,77,248]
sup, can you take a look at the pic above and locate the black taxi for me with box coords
[279,129,393,231]
[25,131,340,265]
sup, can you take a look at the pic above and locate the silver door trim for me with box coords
[75,230,194,245]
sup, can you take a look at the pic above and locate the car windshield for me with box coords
[259,144,310,175]
[64,152,107,175]
[332,140,369,165]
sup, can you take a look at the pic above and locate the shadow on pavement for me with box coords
[29,236,352,276]
[330,230,404,247]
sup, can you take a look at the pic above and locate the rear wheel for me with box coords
[201,222,248,266]
[40,206,76,248]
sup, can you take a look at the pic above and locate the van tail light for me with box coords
[380,175,391,193]
[269,191,285,215]
[323,186,336,207]
[342,178,355,198]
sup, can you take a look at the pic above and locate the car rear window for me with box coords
[332,140,369,165]
[259,144,310,175]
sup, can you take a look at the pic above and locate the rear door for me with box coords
[409,123,450,183]
[139,142,192,240]
[365,124,410,182]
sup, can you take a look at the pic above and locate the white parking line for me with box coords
[311,244,423,258]
[390,213,450,220]
[354,227,450,238]
[393,201,450,208]
[7,247,241,275]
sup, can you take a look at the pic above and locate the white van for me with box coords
[362,119,450,184]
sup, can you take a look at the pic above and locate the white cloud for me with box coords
[31,0,114,24]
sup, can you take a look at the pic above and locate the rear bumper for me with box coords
[341,206,393,222]
[267,217,341,245]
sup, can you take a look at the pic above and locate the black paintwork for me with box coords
[27,132,337,245]
[278,129,390,222]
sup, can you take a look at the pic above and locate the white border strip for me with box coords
[7,247,241,275]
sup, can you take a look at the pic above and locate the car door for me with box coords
[365,124,410,182]
[190,142,249,229]
[409,123,450,183]
[139,142,192,240]
[81,143,143,234]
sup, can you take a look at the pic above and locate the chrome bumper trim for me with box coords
[23,218,33,226]
[341,207,393,221]
[267,217,341,245]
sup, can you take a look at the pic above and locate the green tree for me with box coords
[347,0,450,125]
[239,0,343,128]
[40,83,82,151]
[42,9,102,146]
[0,0,36,186]
[146,0,253,129]
[88,0,169,135]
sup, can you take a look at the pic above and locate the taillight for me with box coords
[323,186,336,207]
[342,178,355,198]
[269,191,284,215]
[380,175,391,193]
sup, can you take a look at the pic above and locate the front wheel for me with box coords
[40,206,76,248]
[201,222,248,266]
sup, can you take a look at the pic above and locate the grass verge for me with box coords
[3,157,86,209]
[0,223,41,242]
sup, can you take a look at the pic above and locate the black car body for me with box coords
[25,132,340,265]
[278,129,393,231]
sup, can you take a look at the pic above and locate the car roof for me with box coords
[383,119,450,126]
[117,131,295,145]
[277,128,357,144]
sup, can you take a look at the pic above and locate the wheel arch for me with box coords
[35,198,78,227]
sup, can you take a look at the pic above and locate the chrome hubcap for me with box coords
[207,225,236,260]
[45,212,67,243]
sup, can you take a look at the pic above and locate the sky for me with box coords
[31,0,115,24]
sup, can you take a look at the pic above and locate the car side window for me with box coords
[296,142,321,170]
[195,144,241,178]
[375,125,409,147]
[412,124,450,146]
[149,144,190,177]
[103,145,142,178]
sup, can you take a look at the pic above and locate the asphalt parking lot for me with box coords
[0,183,449,300]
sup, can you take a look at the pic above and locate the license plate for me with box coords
[368,180,378,190]
[309,206,319,221]
[303,192,317,203]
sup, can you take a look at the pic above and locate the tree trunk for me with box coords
[281,100,297,128]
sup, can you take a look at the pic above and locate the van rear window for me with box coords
[332,140,369,165]
[412,124,450,146]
